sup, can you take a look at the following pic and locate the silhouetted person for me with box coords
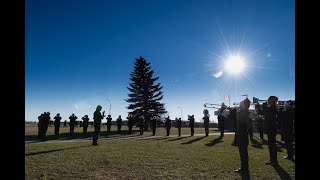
[282,101,295,160]
[217,114,225,139]
[82,115,89,136]
[177,118,182,136]
[256,115,264,140]
[53,113,62,135]
[92,105,105,146]
[230,108,238,144]
[255,103,264,140]
[63,120,67,127]
[139,116,144,135]
[189,115,195,136]
[79,121,82,127]
[42,112,51,138]
[165,116,171,136]
[117,115,122,134]
[203,109,210,136]
[37,113,45,138]
[127,114,134,134]
[151,116,157,136]
[263,96,279,166]
[106,114,112,133]
[69,113,78,136]
[235,98,251,178]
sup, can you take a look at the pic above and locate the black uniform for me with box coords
[203,116,210,136]
[217,115,225,138]
[189,115,195,136]
[256,116,264,140]
[117,116,122,134]
[69,114,78,136]
[92,107,105,146]
[127,115,134,135]
[151,117,157,136]
[53,114,62,135]
[139,117,144,135]
[235,108,250,176]
[278,108,285,141]
[37,113,44,138]
[263,104,279,165]
[63,120,67,127]
[177,118,182,136]
[165,117,171,136]
[230,108,238,144]
[282,108,294,159]
[82,116,89,136]
[106,116,112,133]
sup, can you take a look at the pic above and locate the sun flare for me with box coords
[224,55,246,74]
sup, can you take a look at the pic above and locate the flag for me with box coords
[224,96,229,100]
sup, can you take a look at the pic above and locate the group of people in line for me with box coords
[37,95,294,178]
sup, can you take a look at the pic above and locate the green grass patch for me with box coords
[25,129,295,180]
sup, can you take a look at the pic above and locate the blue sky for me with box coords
[26,0,295,122]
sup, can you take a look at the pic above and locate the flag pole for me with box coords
[229,94,230,107]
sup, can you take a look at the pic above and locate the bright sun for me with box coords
[224,55,246,74]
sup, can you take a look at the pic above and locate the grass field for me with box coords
[25,126,295,179]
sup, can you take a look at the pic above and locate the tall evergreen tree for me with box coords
[126,56,167,130]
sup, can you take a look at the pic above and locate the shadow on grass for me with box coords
[275,140,287,152]
[205,137,223,147]
[136,136,169,141]
[272,164,293,180]
[181,136,207,145]
[25,144,91,157]
[25,130,140,141]
[166,136,189,142]
[250,138,264,149]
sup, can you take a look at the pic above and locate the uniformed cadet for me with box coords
[188,115,195,136]
[282,101,295,160]
[92,105,105,146]
[139,116,144,135]
[53,113,62,135]
[262,96,279,166]
[165,116,171,136]
[69,113,78,136]
[230,108,238,144]
[37,113,45,138]
[203,109,210,136]
[63,120,67,127]
[151,116,157,136]
[177,118,182,136]
[235,98,251,178]
[106,114,112,133]
[217,114,225,139]
[127,114,134,135]
[255,104,264,140]
[117,115,122,134]
[278,107,285,141]
[82,115,89,136]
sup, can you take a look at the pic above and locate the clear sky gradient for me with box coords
[26,0,295,122]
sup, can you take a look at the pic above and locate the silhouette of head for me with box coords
[57,113,60,116]
[267,96,278,105]
[85,115,88,117]
[96,105,102,112]
[72,113,75,116]
[108,114,111,117]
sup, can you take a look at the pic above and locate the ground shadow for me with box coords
[205,137,223,147]
[275,140,287,152]
[136,136,169,141]
[166,136,189,142]
[250,138,263,149]
[181,136,207,145]
[25,129,140,141]
[273,164,293,180]
[25,144,91,157]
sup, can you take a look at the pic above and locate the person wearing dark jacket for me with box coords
[106,115,112,134]
[82,115,89,136]
[177,118,182,136]
[92,105,105,146]
[188,115,195,136]
[69,113,78,136]
[203,109,210,136]
[262,96,279,166]
[165,116,171,136]
[151,116,157,136]
[53,113,62,135]
[117,115,122,134]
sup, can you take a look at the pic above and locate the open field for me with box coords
[25,125,221,141]
[25,126,295,180]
